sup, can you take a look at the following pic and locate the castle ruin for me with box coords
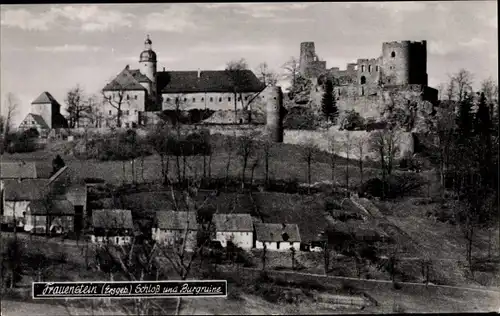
[299,41,438,119]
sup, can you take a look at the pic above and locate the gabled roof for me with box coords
[0,161,38,179]
[102,66,148,91]
[29,199,75,215]
[254,223,301,243]
[213,213,253,232]
[92,209,134,229]
[28,114,50,128]
[31,91,59,105]
[155,211,198,230]
[3,179,50,201]
[157,70,265,94]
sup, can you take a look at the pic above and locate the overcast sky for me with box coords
[0,2,497,124]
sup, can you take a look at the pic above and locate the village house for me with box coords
[89,209,134,245]
[25,199,75,235]
[254,223,302,251]
[212,213,254,249]
[153,211,198,252]
[1,179,50,230]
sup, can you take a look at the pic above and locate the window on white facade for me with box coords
[109,110,112,115]
[135,95,138,100]
[210,97,213,102]
[361,65,365,72]
[192,97,196,102]
[167,98,171,102]
[376,66,379,72]
[368,65,372,72]
[228,97,231,102]
[218,97,222,102]
[127,95,130,100]
[201,98,204,102]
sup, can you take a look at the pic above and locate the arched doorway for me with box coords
[360,76,366,85]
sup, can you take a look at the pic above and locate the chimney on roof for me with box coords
[197,68,201,79]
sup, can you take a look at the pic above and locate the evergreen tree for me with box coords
[474,92,493,187]
[456,92,474,143]
[321,79,339,123]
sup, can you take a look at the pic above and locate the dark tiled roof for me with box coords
[29,199,75,215]
[213,213,253,232]
[130,69,152,83]
[103,66,147,91]
[0,162,38,179]
[92,209,134,229]
[31,91,59,105]
[29,114,50,128]
[255,223,301,242]
[35,162,53,179]
[157,70,265,93]
[156,211,198,230]
[3,179,50,201]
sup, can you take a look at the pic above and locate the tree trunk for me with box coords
[203,155,207,179]
[345,153,350,192]
[122,160,126,184]
[176,155,181,185]
[359,159,364,186]
[208,154,212,179]
[307,159,312,194]
[242,158,248,188]
[265,152,269,186]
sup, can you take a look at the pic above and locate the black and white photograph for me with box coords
[0,1,498,315]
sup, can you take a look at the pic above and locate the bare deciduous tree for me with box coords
[353,135,367,187]
[226,59,250,123]
[302,141,318,194]
[282,56,300,87]
[343,131,353,192]
[369,128,401,199]
[2,93,19,150]
[326,133,338,184]
[256,62,279,87]
[65,85,91,128]
[237,131,256,188]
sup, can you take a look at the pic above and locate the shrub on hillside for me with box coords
[340,110,366,131]
[365,118,387,131]
[4,131,37,153]
[283,106,320,130]
[359,173,426,199]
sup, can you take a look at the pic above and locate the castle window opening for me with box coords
[126,95,130,100]
[166,98,171,102]
[201,97,204,102]
[219,97,222,102]
[361,65,365,72]
[192,97,196,102]
[238,96,241,101]
[368,65,372,73]
[360,76,366,85]
[391,51,396,58]
[376,66,379,72]
[228,97,231,102]
[361,87,365,96]
[109,110,112,115]
[134,95,138,100]
[210,97,213,102]
[184,98,187,102]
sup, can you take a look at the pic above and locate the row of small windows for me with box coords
[360,65,379,73]
[165,96,250,103]
[126,95,138,100]
[108,110,137,115]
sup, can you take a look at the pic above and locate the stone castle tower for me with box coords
[299,42,327,78]
[381,41,428,86]
[139,35,158,105]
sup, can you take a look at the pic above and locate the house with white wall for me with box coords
[254,223,301,251]
[89,209,134,245]
[153,211,198,252]
[212,213,254,250]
